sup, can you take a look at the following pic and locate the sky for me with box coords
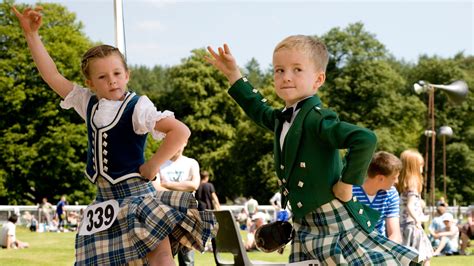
[19,0,473,69]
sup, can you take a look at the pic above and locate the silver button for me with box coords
[252,89,258,93]
[103,150,108,156]
[104,166,108,172]
[104,159,108,164]
[300,162,306,168]
[283,189,289,196]
[261,98,267,103]
[367,221,371,227]
[280,165,284,170]
[298,181,304,188]
[277,180,282,186]
[315,107,321,110]
[358,209,363,215]
[103,141,108,147]
[353,196,357,202]
[242,77,248,82]
[297,202,303,208]
[103,133,108,139]
[282,179,286,183]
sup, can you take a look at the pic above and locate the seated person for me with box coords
[429,203,447,247]
[245,212,267,251]
[236,208,248,230]
[433,212,459,256]
[1,214,29,249]
[459,205,474,255]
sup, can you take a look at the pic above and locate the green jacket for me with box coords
[229,78,379,230]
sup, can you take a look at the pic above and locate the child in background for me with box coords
[398,149,434,265]
[13,6,215,265]
[352,151,403,243]
[206,36,418,264]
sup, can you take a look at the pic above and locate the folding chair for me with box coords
[211,210,286,266]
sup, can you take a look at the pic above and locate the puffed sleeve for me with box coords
[133,95,174,140]
[59,85,93,120]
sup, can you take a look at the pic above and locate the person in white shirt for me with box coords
[433,212,459,256]
[1,214,29,249]
[153,141,201,266]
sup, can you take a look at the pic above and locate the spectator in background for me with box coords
[1,214,29,249]
[195,170,220,211]
[459,205,474,255]
[245,212,267,251]
[398,149,433,265]
[29,215,38,232]
[269,191,290,222]
[236,208,248,230]
[352,151,403,243]
[56,195,67,231]
[428,203,447,248]
[432,213,459,256]
[39,197,54,225]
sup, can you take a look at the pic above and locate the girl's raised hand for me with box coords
[12,6,43,34]
[205,44,242,85]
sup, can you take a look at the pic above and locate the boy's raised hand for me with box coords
[12,6,43,34]
[206,44,242,85]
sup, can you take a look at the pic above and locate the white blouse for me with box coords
[60,85,174,140]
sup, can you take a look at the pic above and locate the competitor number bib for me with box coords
[78,200,119,236]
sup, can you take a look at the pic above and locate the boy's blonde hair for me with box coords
[274,35,329,72]
[397,149,424,194]
[81,45,128,79]
[367,151,402,178]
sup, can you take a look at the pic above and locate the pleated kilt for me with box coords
[75,176,217,265]
[290,199,419,265]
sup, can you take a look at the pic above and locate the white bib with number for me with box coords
[78,199,120,236]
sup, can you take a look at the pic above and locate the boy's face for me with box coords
[379,171,399,190]
[273,48,325,106]
[86,54,130,101]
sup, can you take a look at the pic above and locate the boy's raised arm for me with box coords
[13,6,73,99]
[205,44,242,85]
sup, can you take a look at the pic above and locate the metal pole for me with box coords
[443,135,447,200]
[114,0,126,57]
[430,88,436,211]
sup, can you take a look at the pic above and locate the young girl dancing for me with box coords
[13,6,216,265]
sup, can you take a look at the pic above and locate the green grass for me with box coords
[0,226,472,265]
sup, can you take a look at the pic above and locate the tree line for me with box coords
[1,2,473,206]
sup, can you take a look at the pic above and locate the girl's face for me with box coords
[85,54,129,101]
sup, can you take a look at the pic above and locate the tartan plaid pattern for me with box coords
[75,177,217,265]
[290,199,419,265]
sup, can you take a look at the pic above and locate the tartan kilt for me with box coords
[290,199,419,265]
[75,177,217,265]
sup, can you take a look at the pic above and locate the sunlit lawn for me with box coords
[0,226,472,265]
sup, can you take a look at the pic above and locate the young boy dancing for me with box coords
[206,36,419,264]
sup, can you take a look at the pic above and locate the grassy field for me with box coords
[0,227,472,265]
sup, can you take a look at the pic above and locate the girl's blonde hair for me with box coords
[397,149,424,194]
[81,45,128,79]
[273,35,329,72]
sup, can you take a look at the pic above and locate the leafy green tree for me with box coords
[0,1,95,204]
[319,23,425,154]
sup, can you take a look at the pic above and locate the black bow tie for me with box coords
[278,98,311,123]
[280,107,294,123]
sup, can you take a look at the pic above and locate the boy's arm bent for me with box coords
[317,112,377,186]
[13,6,73,99]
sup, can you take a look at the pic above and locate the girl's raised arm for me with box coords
[13,6,73,99]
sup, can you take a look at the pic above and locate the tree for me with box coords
[319,23,425,154]
[0,1,95,204]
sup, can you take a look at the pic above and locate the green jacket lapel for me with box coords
[283,96,322,178]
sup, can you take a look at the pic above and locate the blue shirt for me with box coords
[352,186,400,236]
